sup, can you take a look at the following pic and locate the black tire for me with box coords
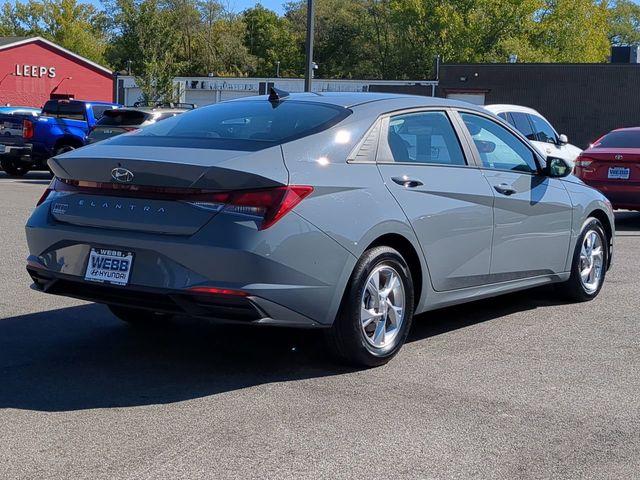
[1,158,29,177]
[326,246,415,367]
[108,305,173,327]
[558,217,609,302]
[55,145,76,156]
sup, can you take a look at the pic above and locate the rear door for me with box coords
[377,109,495,291]
[456,110,573,278]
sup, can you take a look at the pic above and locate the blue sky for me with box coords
[7,0,287,14]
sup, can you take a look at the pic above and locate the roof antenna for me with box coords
[268,87,289,102]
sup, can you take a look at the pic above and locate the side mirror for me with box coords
[558,134,568,145]
[544,156,571,178]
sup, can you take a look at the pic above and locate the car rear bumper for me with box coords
[27,264,322,327]
[581,179,640,210]
[1,143,32,160]
[25,198,357,327]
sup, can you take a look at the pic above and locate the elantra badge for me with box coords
[111,167,134,183]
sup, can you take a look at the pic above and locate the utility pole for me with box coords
[304,0,315,92]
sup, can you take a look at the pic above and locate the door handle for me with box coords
[392,176,424,188]
[494,183,517,196]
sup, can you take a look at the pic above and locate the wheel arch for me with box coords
[587,208,614,269]
[364,233,424,309]
[53,135,84,152]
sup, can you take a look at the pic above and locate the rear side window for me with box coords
[97,110,151,127]
[42,101,86,121]
[385,111,466,165]
[529,114,557,144]
[593,130,640,148]
[91,105,113,120]
[108,100,351,150]
[509,112,536,141]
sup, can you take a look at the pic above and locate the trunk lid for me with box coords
[48,144,289,235]
[577,148,640,183]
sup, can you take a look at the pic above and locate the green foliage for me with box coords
[0,0,108,64]
[1,0,638,81]
[609,0,640,45]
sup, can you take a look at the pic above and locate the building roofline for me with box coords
[0,36,112,75]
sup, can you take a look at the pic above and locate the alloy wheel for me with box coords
[360,265,406,349]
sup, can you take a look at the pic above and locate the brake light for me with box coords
[36,183,54,206]
[188,185,313,230]
[188,286,247,297]
[44,179,313,229]
[23,119,34,139]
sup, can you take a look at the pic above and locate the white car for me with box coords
[484,105,582,168]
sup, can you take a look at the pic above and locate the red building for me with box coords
[0,36,113,108]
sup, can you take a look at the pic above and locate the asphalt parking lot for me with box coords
[1,171,639,480]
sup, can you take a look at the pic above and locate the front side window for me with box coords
[386,111,466,165]
[509,112,536,141]
[460,112,538,173]
[529,114,558,144]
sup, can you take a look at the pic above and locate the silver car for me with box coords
[25,92,614,367]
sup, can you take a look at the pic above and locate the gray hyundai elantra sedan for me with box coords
[25,91,614,366]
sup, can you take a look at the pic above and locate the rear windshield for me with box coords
[42,101,86,121]
[106,100,351,150]
[593,131,640,149]
[97,110,151,127]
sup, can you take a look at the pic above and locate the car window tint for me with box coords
[128,101,351,147]
[509,112,536,141]
[97,110,150,126]
[386,111,466,165]
[529,115,557,144]
[91,105,112,120]
[593,130,640,148]
[460,113,538,174]
[42,101,86,121]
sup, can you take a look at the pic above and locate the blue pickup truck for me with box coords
[0,99,119,176]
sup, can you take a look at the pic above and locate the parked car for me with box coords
[7,99,119,176]
[484,104,582,168]
[26,92,614,367]
[87,105,190,144]
[0,107,41,176]
[574,127,640,211]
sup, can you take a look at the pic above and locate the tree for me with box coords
[609,0,640,45]
[0,0,108,64]
[243,4,301,77]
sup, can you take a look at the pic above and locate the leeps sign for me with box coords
[14,64,56,78]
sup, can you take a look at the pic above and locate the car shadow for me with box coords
[0,287,569,413]
[614,210,640,233]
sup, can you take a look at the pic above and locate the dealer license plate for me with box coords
[608,167,630,180]
[84,248,134,286]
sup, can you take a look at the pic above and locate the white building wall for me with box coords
[117,76,437,107]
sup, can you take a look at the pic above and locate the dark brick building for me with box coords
[436,63,640,149]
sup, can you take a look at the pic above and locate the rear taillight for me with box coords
[187,185,313,230]
[39,179,313,229]
[36,183,54,206]
[188,286,247,297]
[574,155,594,178]
[23,119,34,139]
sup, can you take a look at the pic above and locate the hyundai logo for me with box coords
[111,167,134,183]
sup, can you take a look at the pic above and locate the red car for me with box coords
[574,127,640,210]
